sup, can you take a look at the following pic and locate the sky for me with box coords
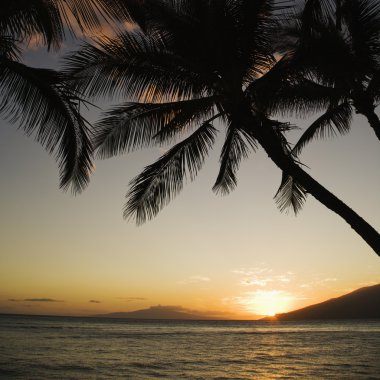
[0,24,380,319]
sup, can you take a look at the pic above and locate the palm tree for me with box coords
[264,0,380,155]
[0,0,133,191]
[65,0,380,255]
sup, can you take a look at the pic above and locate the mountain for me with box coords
[95,305,217,320]
[272,284,380,321]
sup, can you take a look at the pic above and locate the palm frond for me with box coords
[0,58,93,192]
[125,121,217,224]
[345,0,380,69]
[55,0,128,32]
[0,0,63,50]
[153,99,219,144]
[274,172,307,214]
[213,124,257,195]
[301,0,335,33]
[292,101,352,155]
[95,96,217,158]
[65,32,211,102]
[368,71,380,101]
[0,36,21,61]
[0,0,136,50]
[247,48,343,119]
[246,53,291,100]
[123,0,194,33]
[264,77,342,118]
[232,0,288,75]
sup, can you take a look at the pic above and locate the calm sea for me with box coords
[0,314,379,379]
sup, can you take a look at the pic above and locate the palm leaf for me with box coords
[292,101,352,155]
[123,0,194,33]
[0,0,63,50]
[95,96,217,158]
[274,172,307,214]
[0,0,131,50]
[65,32,211,102]
[55,0,128,32]
[0,58,93,192]
[231,0,287,80]
[0,36,21,61]
[213,124,257,195]
[152,99,219,144]
[367,71,380,101]
[301,0,335,33]
[125,121,217,224]
[250,51,341,117]
[345,0,380,69]
[269,78,343,118]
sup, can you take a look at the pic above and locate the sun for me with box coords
[244,290,294,317]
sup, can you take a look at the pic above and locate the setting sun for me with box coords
[243,290,295,317]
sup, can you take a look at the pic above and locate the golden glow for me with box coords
[1,110,380,318]
[243,290,295,317]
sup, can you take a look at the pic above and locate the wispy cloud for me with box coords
[233,267,293,288]
[8,298,63,302]
[300,277,338,289]
[89,300,101,304]
[358,280,380,287]
[178,275,211,285]
[115,297,147,302]
[23,298,63,302]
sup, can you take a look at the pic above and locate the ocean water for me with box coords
[0,315,379,379]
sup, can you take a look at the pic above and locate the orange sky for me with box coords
[0,23,379,319]
[1,115,379,318]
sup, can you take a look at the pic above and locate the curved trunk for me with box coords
[361,109,380,141]
[254,123,380,257]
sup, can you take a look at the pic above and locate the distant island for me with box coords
[268,284,380,321]
[94,284,380,321]
[95,305,219,320]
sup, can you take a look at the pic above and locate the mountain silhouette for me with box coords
[95,305,217,320]
[273,284,380,320]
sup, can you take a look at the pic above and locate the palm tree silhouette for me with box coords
[265,0,380,154]
[66,0,380,255]
[0,0,131,191]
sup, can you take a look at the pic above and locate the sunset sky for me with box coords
[0,29,379,319]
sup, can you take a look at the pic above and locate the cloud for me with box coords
[300,277,338,289]
[23,298,63,302]
[359,280,380,287]
[115,297,147,302]
[233,267,293,288]
[179,275,211,284]
[89,300,101,304]
[8,297,64,303]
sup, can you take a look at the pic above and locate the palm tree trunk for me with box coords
[361,109,380,141]
[254,123,380,257]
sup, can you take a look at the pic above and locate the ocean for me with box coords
[0,314,379,379]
